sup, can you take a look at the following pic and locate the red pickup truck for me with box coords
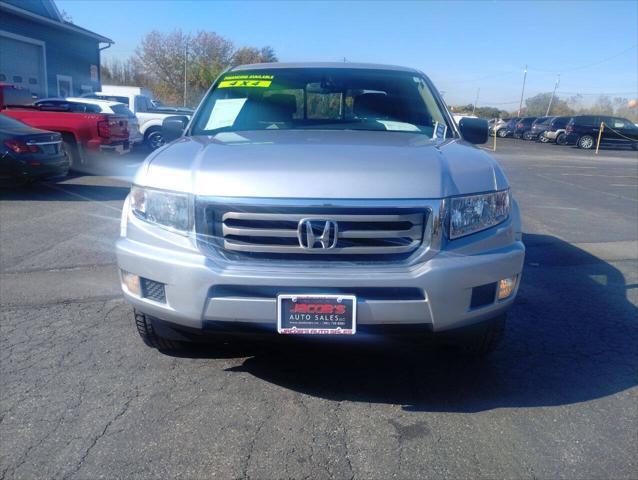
[0,84,130,169]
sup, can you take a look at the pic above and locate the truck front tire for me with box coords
[134,310,183,351]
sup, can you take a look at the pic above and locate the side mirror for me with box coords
[162,115,189,142]
[459,117,488,144]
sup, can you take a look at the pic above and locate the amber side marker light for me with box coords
[121,271,141,296]
[498,276,518,300]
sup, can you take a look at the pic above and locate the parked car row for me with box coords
[0,83,193,186]
[490,114,638,150]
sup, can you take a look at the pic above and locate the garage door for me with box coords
[0,34,45,98]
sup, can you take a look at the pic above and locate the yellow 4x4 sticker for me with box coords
[219,74,273,88]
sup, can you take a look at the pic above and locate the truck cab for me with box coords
[84,86,193,150]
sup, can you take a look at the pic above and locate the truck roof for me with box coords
[38,97,126,108]
[230,62,421,73]
[100,85,152,96]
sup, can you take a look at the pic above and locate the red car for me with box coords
[0,84,130,169]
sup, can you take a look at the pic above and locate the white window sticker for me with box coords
[376,120,421,132]
[204,98,247,131]
[433,121,447,139]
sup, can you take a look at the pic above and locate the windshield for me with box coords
[191,68,451,137]
[110,104,136,118]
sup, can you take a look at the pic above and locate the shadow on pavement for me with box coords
[174,233,637,412]
[0,147,147,198]
[0,173,130,202]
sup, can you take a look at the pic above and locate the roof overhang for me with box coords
[0,1,113,44]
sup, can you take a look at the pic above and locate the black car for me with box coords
[0,114,69,186]
[497,117,521,137]
[529,116,554,141]
[543,116,572,144]
[513,117,538,139]
[565,115,638,150]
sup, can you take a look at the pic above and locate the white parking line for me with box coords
[610,184,638,187]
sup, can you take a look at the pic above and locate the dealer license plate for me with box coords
[277,294,357,335]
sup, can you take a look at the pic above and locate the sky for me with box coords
[57,0,638,108]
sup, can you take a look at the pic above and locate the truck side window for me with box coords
[136,96,151,113]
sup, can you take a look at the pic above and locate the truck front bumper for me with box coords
[116,232,525,334]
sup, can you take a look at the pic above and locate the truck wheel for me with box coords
[145,128,165,150]
[134,310,183,351]
[61,136,80,171]
[452,314,506,356]
[523,131,533,141]
[555,132,567,145]
[497,129,508,138]
[577,135,595,149]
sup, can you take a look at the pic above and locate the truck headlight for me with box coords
[448,189,510,239]
[130,186,191,233]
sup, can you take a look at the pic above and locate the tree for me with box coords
[524,92,552,116]
[524,92,573,116]
[129,29,278,107]
[613,97,638,123]
[448,104,508,119]
[101,57,145,87]
[589,95,614,115]
[134,30,190,105]
[232,46,278,66]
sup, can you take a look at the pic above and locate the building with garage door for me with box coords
[0,0,113,99]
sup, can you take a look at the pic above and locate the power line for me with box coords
[443,70,519,85]
[559,44,637,73]
[524,45,637,75]
[477,100,520,105]
[445,45,637,102]
[557,91,638,96]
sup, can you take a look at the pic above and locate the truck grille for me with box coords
[196,202,428,262]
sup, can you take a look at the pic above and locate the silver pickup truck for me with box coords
[116,63,525,355]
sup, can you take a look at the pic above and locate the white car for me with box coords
[452,113,477,125]
[84,86,192,150]
[34,97,143,146]
[489,118,508,136]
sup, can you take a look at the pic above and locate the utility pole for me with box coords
[183,38,188,107]
[517,65,528,117]
[472,88,480,115]
[546,74,560,116]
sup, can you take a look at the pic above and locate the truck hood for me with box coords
[139,130,509,199]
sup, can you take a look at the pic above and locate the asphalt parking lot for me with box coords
[1,139,637,479]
